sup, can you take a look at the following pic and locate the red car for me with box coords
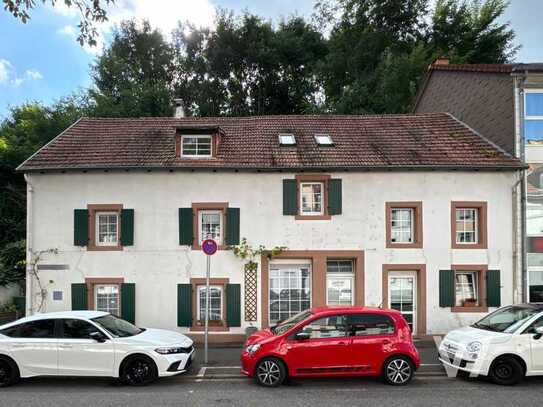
[241,306,420,387]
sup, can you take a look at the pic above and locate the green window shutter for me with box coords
[177,284,192,327]
[439,270,455,307]
[71,283,88,310]
[179,208,193,246]
[283,179,298,215]
[226,284,241,327]
[328,179,342,215]
[121,209,134,246]
[121,283,136,323]
[74,209,89,246]
[486,270,501,308]
[225,208,240,246]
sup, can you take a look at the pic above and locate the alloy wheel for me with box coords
[125,359,155,386]
[257,360,281,386]
[495,362,513,380]
[0,360,13,387]
[386,358,412,385]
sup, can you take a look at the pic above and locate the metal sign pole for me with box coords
[204,254,210,365]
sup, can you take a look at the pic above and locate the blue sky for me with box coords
[0,0,542,118]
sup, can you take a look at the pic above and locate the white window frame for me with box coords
[198,209,223,245]
[326,260,354,306]
[268,263,312,324]
[314,134,333,145]
[278,133,296,145]
[528,267,543,303]
[524,89,543,142]
[181,134,212,158]
[300,182,325,215]
[95,211,119,247]
[455,208,479,244]
[197,285,223,321]
[94,284,120,316]
[455,271,479,307]
[390,208,414,243]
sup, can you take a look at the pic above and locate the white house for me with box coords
[17,113,524,342]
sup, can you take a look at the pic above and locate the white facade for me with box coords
[25,170,517,336]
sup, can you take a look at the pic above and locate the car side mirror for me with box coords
[534,326,543,340]
[295,332,310,341]
[89,331,107,343]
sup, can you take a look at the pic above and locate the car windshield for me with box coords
[472,306,540,333]
[271,310,313,335]
[91,314,144,338]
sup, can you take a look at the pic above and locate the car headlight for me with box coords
[155,346,191,354]
[466,341,482,353]
[246,344,261,354]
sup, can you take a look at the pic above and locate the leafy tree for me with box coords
[0,240,26,289]
[90,20,175,118]
[2,0,113,46]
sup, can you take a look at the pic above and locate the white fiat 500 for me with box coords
[439,304,543,385]
[0,311,195,387]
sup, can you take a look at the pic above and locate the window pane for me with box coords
[269,266,311,323]
[62,319,97,339]
[327,276,353,305]
[182,136,212,156]
[199,286,222,321]
[96,212,118,245]
[17,320,56,338]
[300,182,324,214]
[525,120,543,143]
[347,314,395,336]
[200,210,222,243]
[95,285,120,315]
[455,208,478,244]
[300,315,347,339]
[529,270,543,302]
[526,93,543,117]
[455,272,478,307]
[391,208,413,243]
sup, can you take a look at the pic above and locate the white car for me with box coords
[439,304,543,385]
[0,311,195,387]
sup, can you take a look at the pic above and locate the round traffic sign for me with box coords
[202,239,218,255]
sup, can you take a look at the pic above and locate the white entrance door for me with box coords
[388,272,417,333]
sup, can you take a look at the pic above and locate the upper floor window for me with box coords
[278,133,296,146]
[451,202,487,249]
[182,135,212,157]
[391,208,414,243]
[199,209,223,245]
[385,202,423,249]
[314,134,333,145]
[300,182,324,215]
[455,208,478,244]
[525,90,543,143]
[96,212,119,246]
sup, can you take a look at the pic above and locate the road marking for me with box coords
[195,367,206,382]
[204,366,240,369]
[420,363,442,366]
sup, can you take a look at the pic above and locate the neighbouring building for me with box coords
[415,58,543,305]
[17,113,523,341]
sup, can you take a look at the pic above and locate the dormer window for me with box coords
[181,135,212,157]
[278,133,296,146]
[314,134,333,145]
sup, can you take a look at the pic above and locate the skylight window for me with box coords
[314,134,334,145]
[278,133,296,146]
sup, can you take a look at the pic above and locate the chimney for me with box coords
[173,98,185,118]
[434,56,450,66]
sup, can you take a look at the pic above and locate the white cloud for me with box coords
[25,69,43,81]
[57,25,77,37]
[0,59,12,84]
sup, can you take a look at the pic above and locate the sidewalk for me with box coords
[187,339,444,379]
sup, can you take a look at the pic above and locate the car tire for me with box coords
[120,355,159,386]
[0,357,20,388]
[489,356,524,386]
[255,357,286,387]
[382,356,414,386]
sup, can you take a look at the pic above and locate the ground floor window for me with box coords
[455,271,479,307]
[94,284,120,315]
[269,264,311,323]
[326,260,354,306]
[197,285,223,321]
[529,269,543,303]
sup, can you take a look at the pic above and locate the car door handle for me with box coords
[11,344,26,349]
[382,340,391,345]
[59,344,73,349]
[337,342,348,346]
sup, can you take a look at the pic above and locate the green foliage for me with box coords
[90,20,175,117]
[2,0,113,46]
[231,238,286,271]
[0,240,26,288]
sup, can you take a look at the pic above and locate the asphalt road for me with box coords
[1,375,543,407]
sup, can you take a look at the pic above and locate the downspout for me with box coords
[24,174,33,315]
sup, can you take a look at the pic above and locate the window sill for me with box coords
[191,323,229,332]
[452,243,487,249]
[295,214,332,220]
[451,306,488,313]
[386,242,423,249]
[87,245,123,251]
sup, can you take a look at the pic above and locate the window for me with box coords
[95,212,119,246]
[16,319,56,338]
[347,314,395,336]
[197,285,223,321]
[278,133,296,145]
[525,91,543,142]
[529,269,543,303]
[181,135,212,157]
[95,284,120,316]
[299,315,347,339]
[326,260,354,306]
[455,271,479,307]
[62,319,98,339]
[314,134,333,145]
[199,210,223,244]
[386,202,423,248]
[455,208,478,244]
[451,202,487,249]
[300,182,324,215]
[269,265,311,323]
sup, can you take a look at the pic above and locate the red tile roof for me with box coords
[17,113,523,172]
[429,64,515,73]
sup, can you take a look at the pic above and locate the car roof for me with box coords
[0,311,108,329]
[310,306,401,316]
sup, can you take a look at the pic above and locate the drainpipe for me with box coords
[24,174,33,316]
